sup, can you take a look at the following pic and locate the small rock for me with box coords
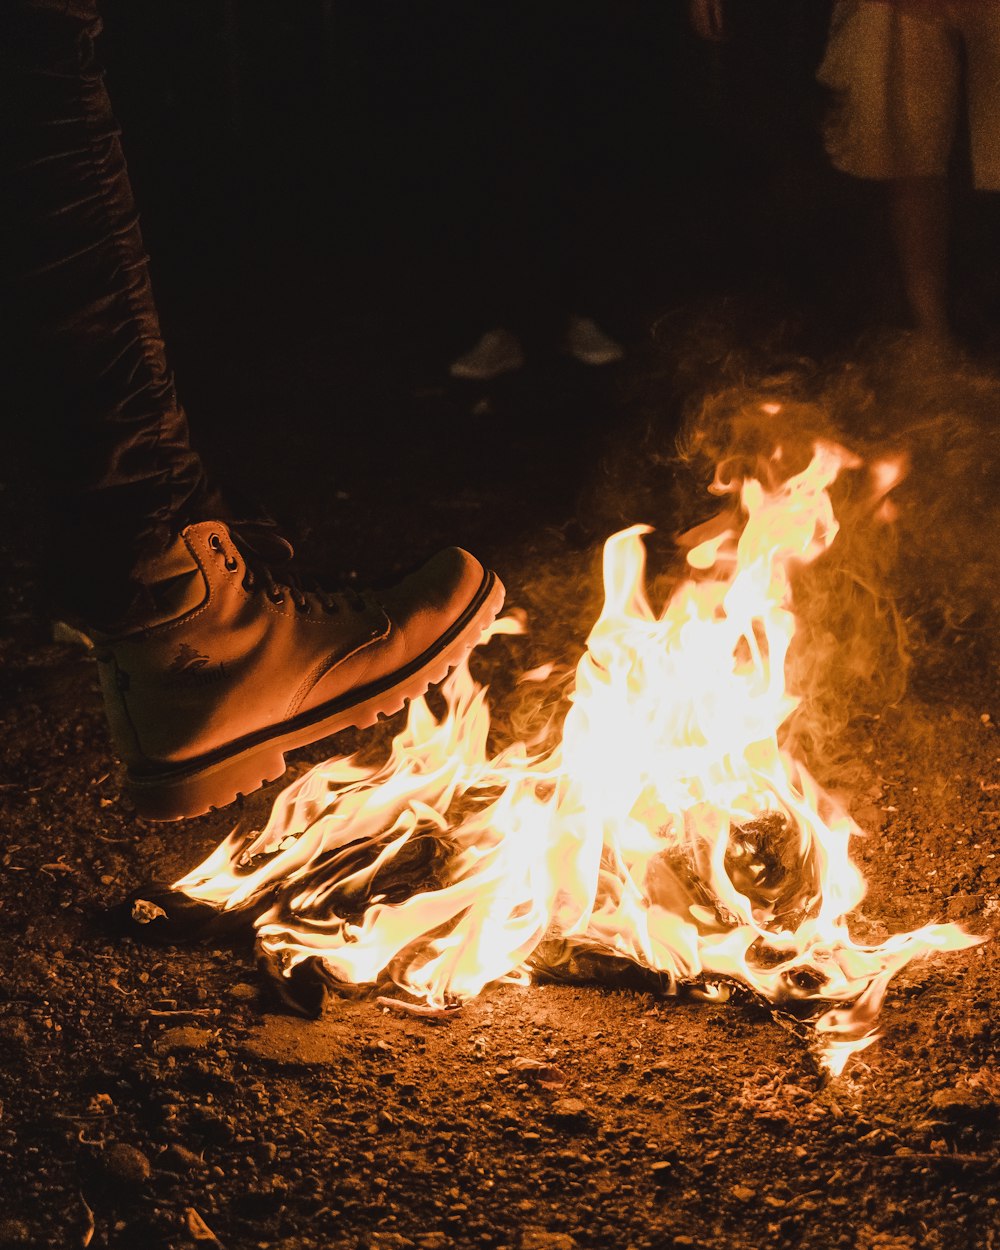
[154,1026,213,1054]
[512,1057,567,1087]
[929,1086,996,1122]
[0,1219,31,1246]
[650,1160,675,1185]
[86,1092,115,1116]
[101,1141,151,1185]
[185,1208,219,1243]
[160,1144,206,1172]
[548,1098,591,1129]
[521,1231,577,1250]
[0,1018,33,1054]
[945,893,982,920]
[228,983,258,1001]
[558,1151,591,1166]
[731,1184,756,1202]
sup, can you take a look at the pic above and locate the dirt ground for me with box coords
[1,304,999,1250]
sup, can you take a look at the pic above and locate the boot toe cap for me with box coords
[379,547,491,640]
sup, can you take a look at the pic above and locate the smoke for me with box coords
[677,332,1000,772]
[851,341,1000,644]
[503,318,999,779]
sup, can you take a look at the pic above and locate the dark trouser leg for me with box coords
[888,175,952,348]
[0,0,221,628]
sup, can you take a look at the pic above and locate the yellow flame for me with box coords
[175,441,983,1072]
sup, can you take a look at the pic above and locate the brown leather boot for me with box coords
[92,521,504,820]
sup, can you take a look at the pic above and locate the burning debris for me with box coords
[157,438,984,1076]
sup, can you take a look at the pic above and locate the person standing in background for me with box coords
[817,0,1000,353]
[444,2,627,381]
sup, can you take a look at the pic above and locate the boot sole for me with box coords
[125,570,505,821]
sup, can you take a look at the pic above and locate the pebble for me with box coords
[548,1098,591,1128]
[160,1144,206,1172]
[521,1231,577,1250]
[0,1220,31,1246]
[0,1018,33,1052]
[153,1026,213,1054]
[930,1086,994,1119]
[101,1141,151,1185]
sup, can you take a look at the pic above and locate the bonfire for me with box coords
[154,435,982,1077]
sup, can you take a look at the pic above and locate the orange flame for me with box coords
[175,441,983,1075]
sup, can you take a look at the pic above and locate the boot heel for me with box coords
[127,744,287,821]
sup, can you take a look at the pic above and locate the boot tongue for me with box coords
[130,534,207,629]
[229,520,295,565]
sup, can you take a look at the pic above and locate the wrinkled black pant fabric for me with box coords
[1,0,217,626]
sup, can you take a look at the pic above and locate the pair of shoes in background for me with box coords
[91,520,504,820]
[448,328,525,380]
[448,315,624,380]
[562,313,625,366]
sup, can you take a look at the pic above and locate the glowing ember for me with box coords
[174,441,982,1076]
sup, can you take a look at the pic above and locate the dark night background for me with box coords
[5,0,1000,607]
[7,1,1000,598]
[84,1,883,569]
[96,1,842,360]
[7,0,998,590]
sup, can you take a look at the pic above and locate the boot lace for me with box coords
[217,520,367,615]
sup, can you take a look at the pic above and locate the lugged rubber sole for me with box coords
[125,570,505,821]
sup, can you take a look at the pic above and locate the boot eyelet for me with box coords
[269,591,285,606]
[208,533,223,552]
[224,556,239,572]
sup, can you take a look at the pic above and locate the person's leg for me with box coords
[818,2,959,342]
[888,175,952,346]
[883,12,960,345]
[0,0,219,629]
[1,1,505,820]
[548,1,625,367]
[960,3,1000,191]
[445,7,545,378]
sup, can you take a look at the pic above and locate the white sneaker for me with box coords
[448,328,525,380]
[562,314,624,366]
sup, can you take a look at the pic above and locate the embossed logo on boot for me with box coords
[167,643,228,686]
[169,643,211,674]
